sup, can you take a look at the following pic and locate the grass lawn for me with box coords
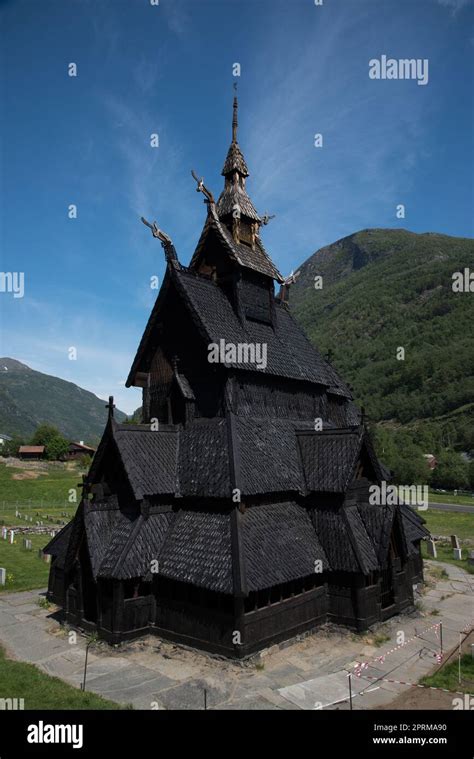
[421,654,474,695]
[421,509,473,574]
[422,509,474,541]
[421,542,474,574]
[428,490,474,507]
[0,460,82,593]
[0,461,79,528]
[0,645,122,709]
[0,460,81,502]
[0,533,53,592]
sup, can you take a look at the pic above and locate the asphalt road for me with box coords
[428,501,474,514]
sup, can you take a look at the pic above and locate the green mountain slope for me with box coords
[0,358,126,443]
[291,229,474,451]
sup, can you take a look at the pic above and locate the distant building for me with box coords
[423,454,437,470]
[66,441,96,460]
[0,433,12,447]
[18,445,45,460]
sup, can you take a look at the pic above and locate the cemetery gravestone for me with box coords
[427,540,437,559]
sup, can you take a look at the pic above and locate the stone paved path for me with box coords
[0,561,472,710]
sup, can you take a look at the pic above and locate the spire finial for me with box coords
[106,395,115,420]
[232,83,238,143]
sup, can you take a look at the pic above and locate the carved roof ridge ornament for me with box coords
[140,216,180,267]
[261,212,276,226]
[283,269,300,287]
[191,169,215,206]
[278,269,300,304]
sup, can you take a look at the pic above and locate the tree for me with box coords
[45,435,69,461]
[372,426,428,485]
[468,460,474,491]
[31,424,61,447]
[431,450,469,491]
[78,454,93,470]
[1,435,24,457]
[389,443,428,486]
[30,424,69,461]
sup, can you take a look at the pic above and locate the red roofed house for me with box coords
[18,445,45,460]
[66,441,96,461]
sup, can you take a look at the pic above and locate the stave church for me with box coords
[44,98,429,657]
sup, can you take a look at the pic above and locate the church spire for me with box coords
[217,96,259,228]
[232,95,238,143]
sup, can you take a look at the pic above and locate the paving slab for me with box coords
[278,671,355,710]
[77,663,173,693]
[0,610,18,628]
[39,650,87,678]
[152,678,234,710]
[214,695,280,710]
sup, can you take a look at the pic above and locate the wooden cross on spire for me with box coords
[105,395,115,420]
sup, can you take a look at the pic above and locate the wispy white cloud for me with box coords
[239,6,435,269]
[436,0,472,15]
[161,2,192,39]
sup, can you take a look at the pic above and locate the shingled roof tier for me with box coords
[126,263,349,392]
[221,140,249,177]
[44,496,427,591]
[84,419,387,501]
[189,206,282,281]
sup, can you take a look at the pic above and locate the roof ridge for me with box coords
[342,505,376,574]
[106,513,144,578]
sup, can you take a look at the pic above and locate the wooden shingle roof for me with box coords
[159,510,233,593]
[190,205,282,281]
[45,491,428,590]
[113,425,178,499]
[242,502,328,590]
[297,428,384,494]
[87,420,385,503]
[221,140,249,177]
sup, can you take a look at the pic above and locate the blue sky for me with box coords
[1,0,473,414]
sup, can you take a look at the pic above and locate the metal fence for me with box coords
[0,500,73,511]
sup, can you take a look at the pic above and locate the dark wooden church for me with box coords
[45,98,429,658]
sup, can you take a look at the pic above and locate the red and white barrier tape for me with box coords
[354,672,473,698]
[353,622,441,676]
